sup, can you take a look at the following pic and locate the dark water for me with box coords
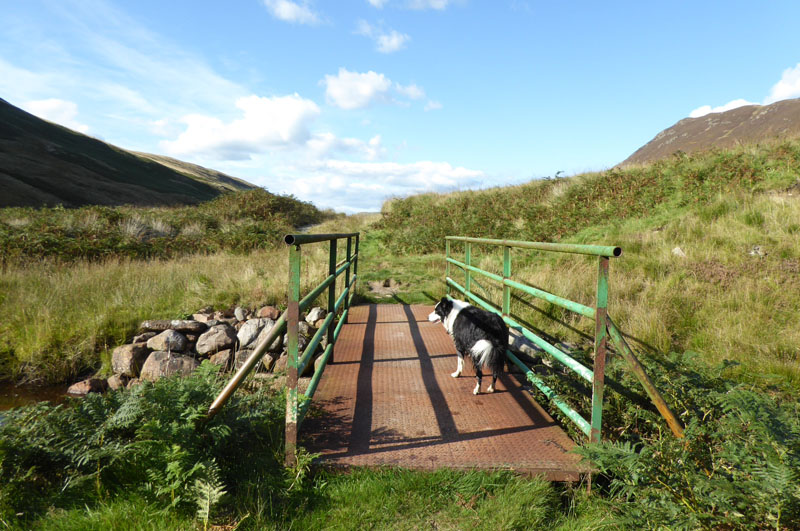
[0,382,70,411]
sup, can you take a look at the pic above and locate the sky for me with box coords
[3,1,800,213]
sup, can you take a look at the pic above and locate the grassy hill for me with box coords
[621,97,800,166]
[376,140,800,386]
[0,97,256,207]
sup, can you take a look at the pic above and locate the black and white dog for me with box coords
[428,297,508,394]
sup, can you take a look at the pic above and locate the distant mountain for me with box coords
[0,98,257,208]
[621,97,800,166]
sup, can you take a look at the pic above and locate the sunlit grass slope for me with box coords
[376,140,800,385]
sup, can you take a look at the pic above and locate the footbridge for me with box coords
[207,233,684,480]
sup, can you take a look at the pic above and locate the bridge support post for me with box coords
[502,246,511,316]
[465,242,472,296]
[344,237,352,323]
[285,243,301,467]
[328,240,337,362]
[590,256,609,443]
[445,239,451,297]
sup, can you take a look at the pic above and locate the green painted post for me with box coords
[465,242,472,296]
[285,243,301,467]
[327,239,337,362]
[344,237,352,323]
[590,256,609,444]
[502,246,511,316]
[445,239,451,297]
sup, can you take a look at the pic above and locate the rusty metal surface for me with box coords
[301,304,589,481]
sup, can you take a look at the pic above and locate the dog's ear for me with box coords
[440,297,448,304]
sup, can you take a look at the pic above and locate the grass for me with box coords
[0,189,337,263]
[2,140,800,529]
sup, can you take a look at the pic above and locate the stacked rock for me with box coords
[67,305,329,396]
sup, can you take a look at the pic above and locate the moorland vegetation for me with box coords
[1,140,799,529]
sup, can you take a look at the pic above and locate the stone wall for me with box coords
[67,304,329,395]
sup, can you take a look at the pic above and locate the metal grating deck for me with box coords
[301,304,589,481]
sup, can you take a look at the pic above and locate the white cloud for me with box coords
[23,98,90,133]
[408,0,451,10]
[689,98,756,118]
[270,159,485,213]
[765,62,800,104]
[162,94,320,159]
[689,62,800,118]
[424,100,443,111]
[306,132,386,161]
[355,20,410,53]
[323,68,392,109]
[367,0,389,6]
[322,68,429,109]
[377,30,410,53]
[395,83,425,100]
[262,0,320,25]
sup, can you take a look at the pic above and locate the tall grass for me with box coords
[0,247,340,383]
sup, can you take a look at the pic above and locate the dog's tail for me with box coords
[470,337,506,374]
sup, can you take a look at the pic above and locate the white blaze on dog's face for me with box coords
[428,298,450,323]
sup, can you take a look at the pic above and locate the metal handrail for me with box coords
[284,232,359,466]
[445,236,684,441]
[206,232,360,468]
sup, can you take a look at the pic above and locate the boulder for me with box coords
[127,378,142,389]
[139,319,172,332]
[196,324,237,355]
[234,350,277,372]
[107,374,129,391]
[132,331,156,344]
[192,313,212,323]
[140,351,200,382]
[298,321,313,337]
[112,343,150,377]
[147,330,188,352]
[256,320,283,352]
[238,318,270,350]
[209,349,233,369]
[273,353,288,373]
[234,306,248,321]
[168,320,207,333]
[257,305,280,320]
[284,329,310,352]
[67,378,108,396]
[305,307,326,324]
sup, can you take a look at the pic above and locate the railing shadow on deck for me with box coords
[303,304,557,460]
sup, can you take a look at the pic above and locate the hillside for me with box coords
[621,97,800,166]
[0,98,256,208]
[376,139,800,385]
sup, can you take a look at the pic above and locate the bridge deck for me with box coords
[302,304,588,481]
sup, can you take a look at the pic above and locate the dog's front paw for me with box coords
[487,385,495,393]
[473,383,481,395]
[451,371,461,378]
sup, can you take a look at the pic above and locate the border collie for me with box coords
[428,297,508,394]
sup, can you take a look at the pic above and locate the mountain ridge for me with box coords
[0,98,257,208]
[621,97,800,166]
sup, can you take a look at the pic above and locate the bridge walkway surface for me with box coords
[301,304,589,481]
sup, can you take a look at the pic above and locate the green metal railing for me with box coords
[445,236,684,443]
[207,232,359,467]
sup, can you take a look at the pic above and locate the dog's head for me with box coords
[428,297,453,323]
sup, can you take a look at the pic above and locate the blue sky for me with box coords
[3,0,800,213]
